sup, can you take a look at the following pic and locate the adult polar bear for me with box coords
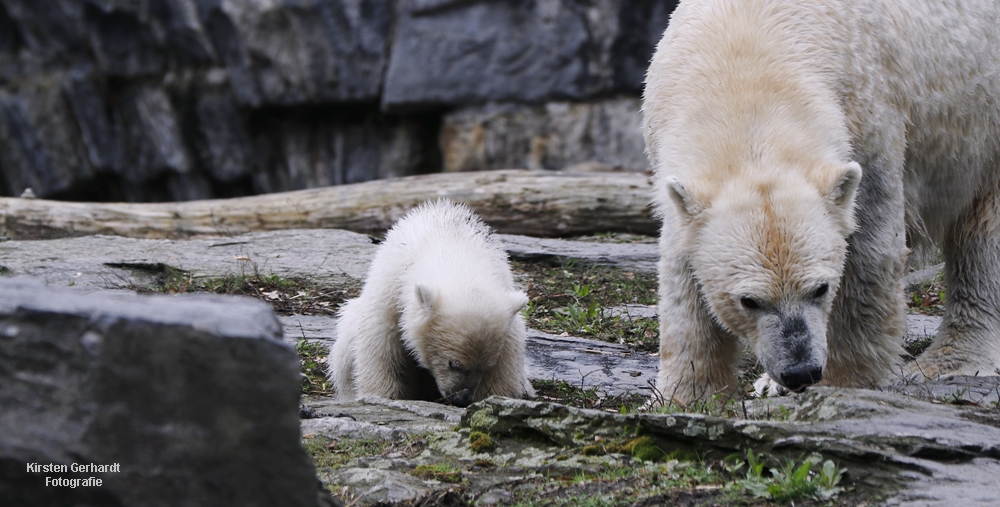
[643,0,1000,402]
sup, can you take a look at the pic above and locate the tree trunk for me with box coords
[1,170,658,240]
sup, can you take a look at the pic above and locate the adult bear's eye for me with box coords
[812,283,829,299]
[448,360,462,370]
[740,297,760,310]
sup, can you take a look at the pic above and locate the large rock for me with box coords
[0,86,97,198]
[249,108,439,193]
[205,0,392,106]
[382,0,676,110]
[0,0,391,103]
[463,389,1000,506]
[440,98,647,173]
[0,277,329,506]
[0,75,435,200]
[0,0,679,201]
[0,0,402,200]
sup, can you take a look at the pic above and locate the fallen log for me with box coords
[0,170,658,240]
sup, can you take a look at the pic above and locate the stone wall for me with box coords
[0,0,675,201]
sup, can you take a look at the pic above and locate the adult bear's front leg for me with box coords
[824,149,908,388]
[655,232,741,405]
[912,183,1000,379]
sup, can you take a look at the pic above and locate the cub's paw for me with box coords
[752,373,790,398]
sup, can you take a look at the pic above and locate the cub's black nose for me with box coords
[779,365,823,393]
[449,390,475,408]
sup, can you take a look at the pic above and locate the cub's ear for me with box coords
[413,284,438,314]
[665,177,705,222]
[507,292,529,317]
[824,161,863,233]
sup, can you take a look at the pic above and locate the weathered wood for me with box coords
[0,170,657,240]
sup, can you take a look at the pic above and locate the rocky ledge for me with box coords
[1,226,985,506]
[303,383,1000,506]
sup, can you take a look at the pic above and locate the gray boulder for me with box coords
[0,0,680,200]
[0,277,330,507]
[206,0,392,106]
[382,0,675,110]
[440,98,647,173]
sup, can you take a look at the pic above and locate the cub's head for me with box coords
[401,285,528,407]
[666,162,862,393]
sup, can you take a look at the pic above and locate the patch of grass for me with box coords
[646,388,795,422]
[506,456,760,507]
[737,450,847,502]
[303,433,428,471]
[904,335,936,360]
[302,435,394,469]
[514,261,660,352]
[906,276,946,316]
[412,463,463,483]
[111,258,360,317]
[296,340,332,395]
[531,379,648,412]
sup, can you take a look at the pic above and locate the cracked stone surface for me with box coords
[0,229,375,291]
[303,384,1000,507]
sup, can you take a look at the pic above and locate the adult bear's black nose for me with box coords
[779,365,823,393]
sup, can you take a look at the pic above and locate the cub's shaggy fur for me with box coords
[327,200,534,406]
[643,0,1000,402]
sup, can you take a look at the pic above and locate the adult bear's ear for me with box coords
[826,161,862,209]
[666,177,705,222]
[825,161,863,232]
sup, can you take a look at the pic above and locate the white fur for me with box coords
[327,200,534,405]
[644,0,1000,402]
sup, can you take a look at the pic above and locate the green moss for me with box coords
[469,431,496,453]
[582,444,604,456]
[468,407,498,432]
[623,437,666,462]
[412,463,463,483]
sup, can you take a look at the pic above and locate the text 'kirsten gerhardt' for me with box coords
[27,462,121,487]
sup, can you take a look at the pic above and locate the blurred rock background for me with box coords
[0,0,676,202]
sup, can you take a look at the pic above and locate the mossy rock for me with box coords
[469,431,497,453]
[412,464,463,483]
[621,437,667,462]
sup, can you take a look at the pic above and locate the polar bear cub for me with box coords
[327,200,534,407]
[643,0,1000,403]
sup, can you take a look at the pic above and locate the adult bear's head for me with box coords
[665,161,862,393]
